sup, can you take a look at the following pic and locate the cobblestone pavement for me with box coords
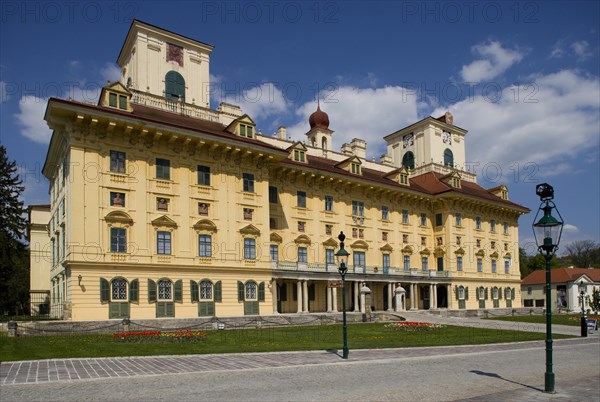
[1,337,596,386]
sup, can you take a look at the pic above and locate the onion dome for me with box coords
[309,105,330,130]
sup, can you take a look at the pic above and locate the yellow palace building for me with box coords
[31,20,529,321]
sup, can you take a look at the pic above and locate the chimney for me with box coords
[443,111,453,125]
[276,126,286,140]
[380,154,394,166]
[341,143,353,156]
[350,138,367,159]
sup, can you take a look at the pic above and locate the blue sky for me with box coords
[1,1,599,254]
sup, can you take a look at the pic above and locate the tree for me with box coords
[519,247,559,279]
[0,144,29,315]
[587,289,600,314]
[564,240,600,268]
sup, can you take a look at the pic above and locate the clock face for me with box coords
[403,133,414,148]
[443,131,452,144]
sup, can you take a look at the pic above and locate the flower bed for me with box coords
[113,330,207,342]
[384,322,444,332]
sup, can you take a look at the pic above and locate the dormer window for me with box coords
[452,176,461,188]
[294,149,306,162]
[351,162,361,175]
[240,123,254,138]
[400,172,408,184]
[109,92,128,110]
[500,189,508,200]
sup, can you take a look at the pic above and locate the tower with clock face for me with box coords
[383,111,468,175]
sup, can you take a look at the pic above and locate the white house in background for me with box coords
[521,267,600,312]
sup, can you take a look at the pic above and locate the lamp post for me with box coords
[579,280,588,337]
[532,183,563,393]
[335,231,350,359]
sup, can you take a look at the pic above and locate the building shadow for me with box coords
[470,370,543,392]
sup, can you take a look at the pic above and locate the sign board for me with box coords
[327,280,342,288]
[587,319,597,332]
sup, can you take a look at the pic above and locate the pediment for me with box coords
[350,240,369,250]
[420,247,431,256]
[434,247,445,257]
[402,245,414,254]
[193,219,217,232]
[225,114,256,133]
[380,243,393,252]
[104,81,130,94]
[151,215,177,228]
[294,234,312,245]
[475,249,485,257]
[240,224,260,236]
[504,252,512,258]
[490,251,499,259]
[104,210,133,225]
[322,238,338,248]
[455,247,465,255]
[286,141,308,152]
[270,232,283,243]
[335,155,362,169]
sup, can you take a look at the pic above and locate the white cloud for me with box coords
[15,96,51,144]
[286,85,420,159]
[432,69,600,179]
[99,62,121,84]
[0,81,7,103]
[549,40,565,59]
[571,40,592,61]
[460,41,524,82]
[563,224,580,234]
[220,82,289,120]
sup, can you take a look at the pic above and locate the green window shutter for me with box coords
[190,280,199,302]
[148,279,157,303]
[174,280,183,303]
[258,282,265,302]
[214,281,222,302]
[455,286,459,300]
[485,288,489,300]
[465,287,469,300]
[308,284,316,301]
[100,278,110,302]
[511,288,516,300]
[129,279,139,302]
[244,301,259,315]
[199,301,215,316]
[475,288,480,301]
[499,287,503,300]
[207,301,215,316]
[166,301,175,317]
[238,281,245,301]
[109,302,130,318]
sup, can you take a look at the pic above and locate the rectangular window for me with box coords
[455,213,462,226]
[505,259,511,274]
[244,238,256,259]
[382,254,390,269]
[353,251,366,268]
[243,208,253,220]
[109,92,117,107]
[359,228,364,239]
[157,231,171,255]
[403,255,410,270]
[118,95,127,110]
[298,247,307,263]
[503,223,509,235]
[351,163,361,174]
[243,173,255,192]
[269,186,278,203]
[198,203,209,216]
[435,213,443,227]
[457,256,463,271]
[198,235,212,257]
[240,124,253,138]
[293,149,305,162]
[456,236,461,245]
[382,231,388,241]
[421,256,428,271]
[403,234,408,244]
[491,259,497,273]
[197,165,211,186]
[491,220,496,232]
[324,195,333,212]
[270,245,278,261]
[320,249,333,266]
[421,237,426,246]
[110,192,125,207]
[491,241,496,249]
[420,213,427,226]
[157,198,169,212]
[325,224,332,235]
[382,206,389,221]
[402,209,409,224]
[477,258,483,272]
[298,221,306,232]
[476,216,482,230]
[110,228,126,253]
[297,191,307,208]
[352,201,364,216]
[156,158,170,180]
[109,150,126,174]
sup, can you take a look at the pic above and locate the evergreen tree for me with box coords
[0,144,29,315]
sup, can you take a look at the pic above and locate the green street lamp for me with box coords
[335,231,350,359]
[578,280,588,337]
[532,183,563,394]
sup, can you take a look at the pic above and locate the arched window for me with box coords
[402,151,415,169]
[245,281,257,300]
[158,279,172,300]
[200,280,213,300]
[444,149,454,167]
[321,137,327,150]
[111,278,127,300]
[165,71,185,101]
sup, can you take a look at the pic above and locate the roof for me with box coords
[522,268,600,285]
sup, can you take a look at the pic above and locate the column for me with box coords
[447,284,452,309]
[360,288,366,314]
[429,284,434,309]
[296,280,303,313]
[326,287,332,312]
[303,280,309,313]
[272,279,278,314]
[353,281,359,312]
[332,287,338,312]
[387,282,393,311]
[413,283,419,310]
[432,284,438,309]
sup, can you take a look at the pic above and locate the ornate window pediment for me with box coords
[402,245,413,255]
[287,141,308,163]
[322,238,338,248]
[193,219,217,233]
[350,240,369,250]
[225,114,256,138]
[504,252,512,258]
[151,215,177,228]
[100,81,132,112]
[384,167,410,186]
[270,232,283,243]
[475,249,486,257]
[335,156,362,175]
[490,251,499,259]
[420,247,431,256]
[454,247,465,255]
[489,184,509,200]
[380,243,393,252]
[294,234,311,245]
[434,247,445,257]
[105,210,133,225]
[240,224,260,236]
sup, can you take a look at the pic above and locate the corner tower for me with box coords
[306,102,333,152]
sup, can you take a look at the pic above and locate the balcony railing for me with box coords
[272,261,451,278]
[130,89,221,122]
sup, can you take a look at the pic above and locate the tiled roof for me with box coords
[522,268,600,285]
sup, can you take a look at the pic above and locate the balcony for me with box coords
[271,262,451,278]
[130,89,221,122]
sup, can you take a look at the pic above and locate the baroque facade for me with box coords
[33,20,529,320]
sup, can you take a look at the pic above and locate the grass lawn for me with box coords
[0,322,573,362]
[484,314,600,326]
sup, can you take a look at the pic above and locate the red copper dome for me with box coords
[309,105,329,129]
